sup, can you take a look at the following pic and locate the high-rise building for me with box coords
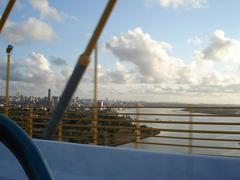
[48,89,51,102]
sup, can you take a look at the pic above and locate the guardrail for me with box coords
[2,105,240,157]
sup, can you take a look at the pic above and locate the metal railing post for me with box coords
[20,113,24,129]
[57,121,63,141]
[92,45,98,145]
[135,103,141,149]
[92,108,98,144]
[188,105,193,154]
[28,104,33,138]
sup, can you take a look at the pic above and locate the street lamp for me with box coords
[5,44,13,116]
[6,44,13,54]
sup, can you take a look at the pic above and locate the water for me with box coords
[118,108,240,157]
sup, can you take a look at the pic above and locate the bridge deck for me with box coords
[0,139,240,180]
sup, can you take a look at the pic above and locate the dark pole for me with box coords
[42,0,117,139]
[0,0,16,33]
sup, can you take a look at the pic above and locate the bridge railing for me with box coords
[2,105,240,157]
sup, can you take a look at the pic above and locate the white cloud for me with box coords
[105,27,240,96]
[0,52,71,96]
[105,28,185,84]
[98,62,135,84]
[196,30,240,62]
[2,17,57,43]
[146,0,206,9]
[29,0,79,22]
[61,68,72,78]
[187,36,202,45]
[176,64,199,84]
[29,0,63,21]
[9,52,54,84]
[3,28,240,104]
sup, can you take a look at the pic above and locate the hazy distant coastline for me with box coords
[141,102,240,115]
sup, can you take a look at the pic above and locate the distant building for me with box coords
[48,89,51,103]
[100,101,104,110]
[52,96,59,106]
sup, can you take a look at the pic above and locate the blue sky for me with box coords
[1,0,240,104]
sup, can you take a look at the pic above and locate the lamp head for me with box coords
[6,44,13,54]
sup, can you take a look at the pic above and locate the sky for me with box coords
[1,0,240,104]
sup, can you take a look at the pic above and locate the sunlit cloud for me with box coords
[2,17,57,43]
[105,28,240,94]
[187,36,202,45]
[145,0,207,9]
[29,0,79,22]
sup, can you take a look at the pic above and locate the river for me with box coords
[117,108,240,157]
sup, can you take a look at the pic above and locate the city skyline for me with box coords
[1,0,240,104]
